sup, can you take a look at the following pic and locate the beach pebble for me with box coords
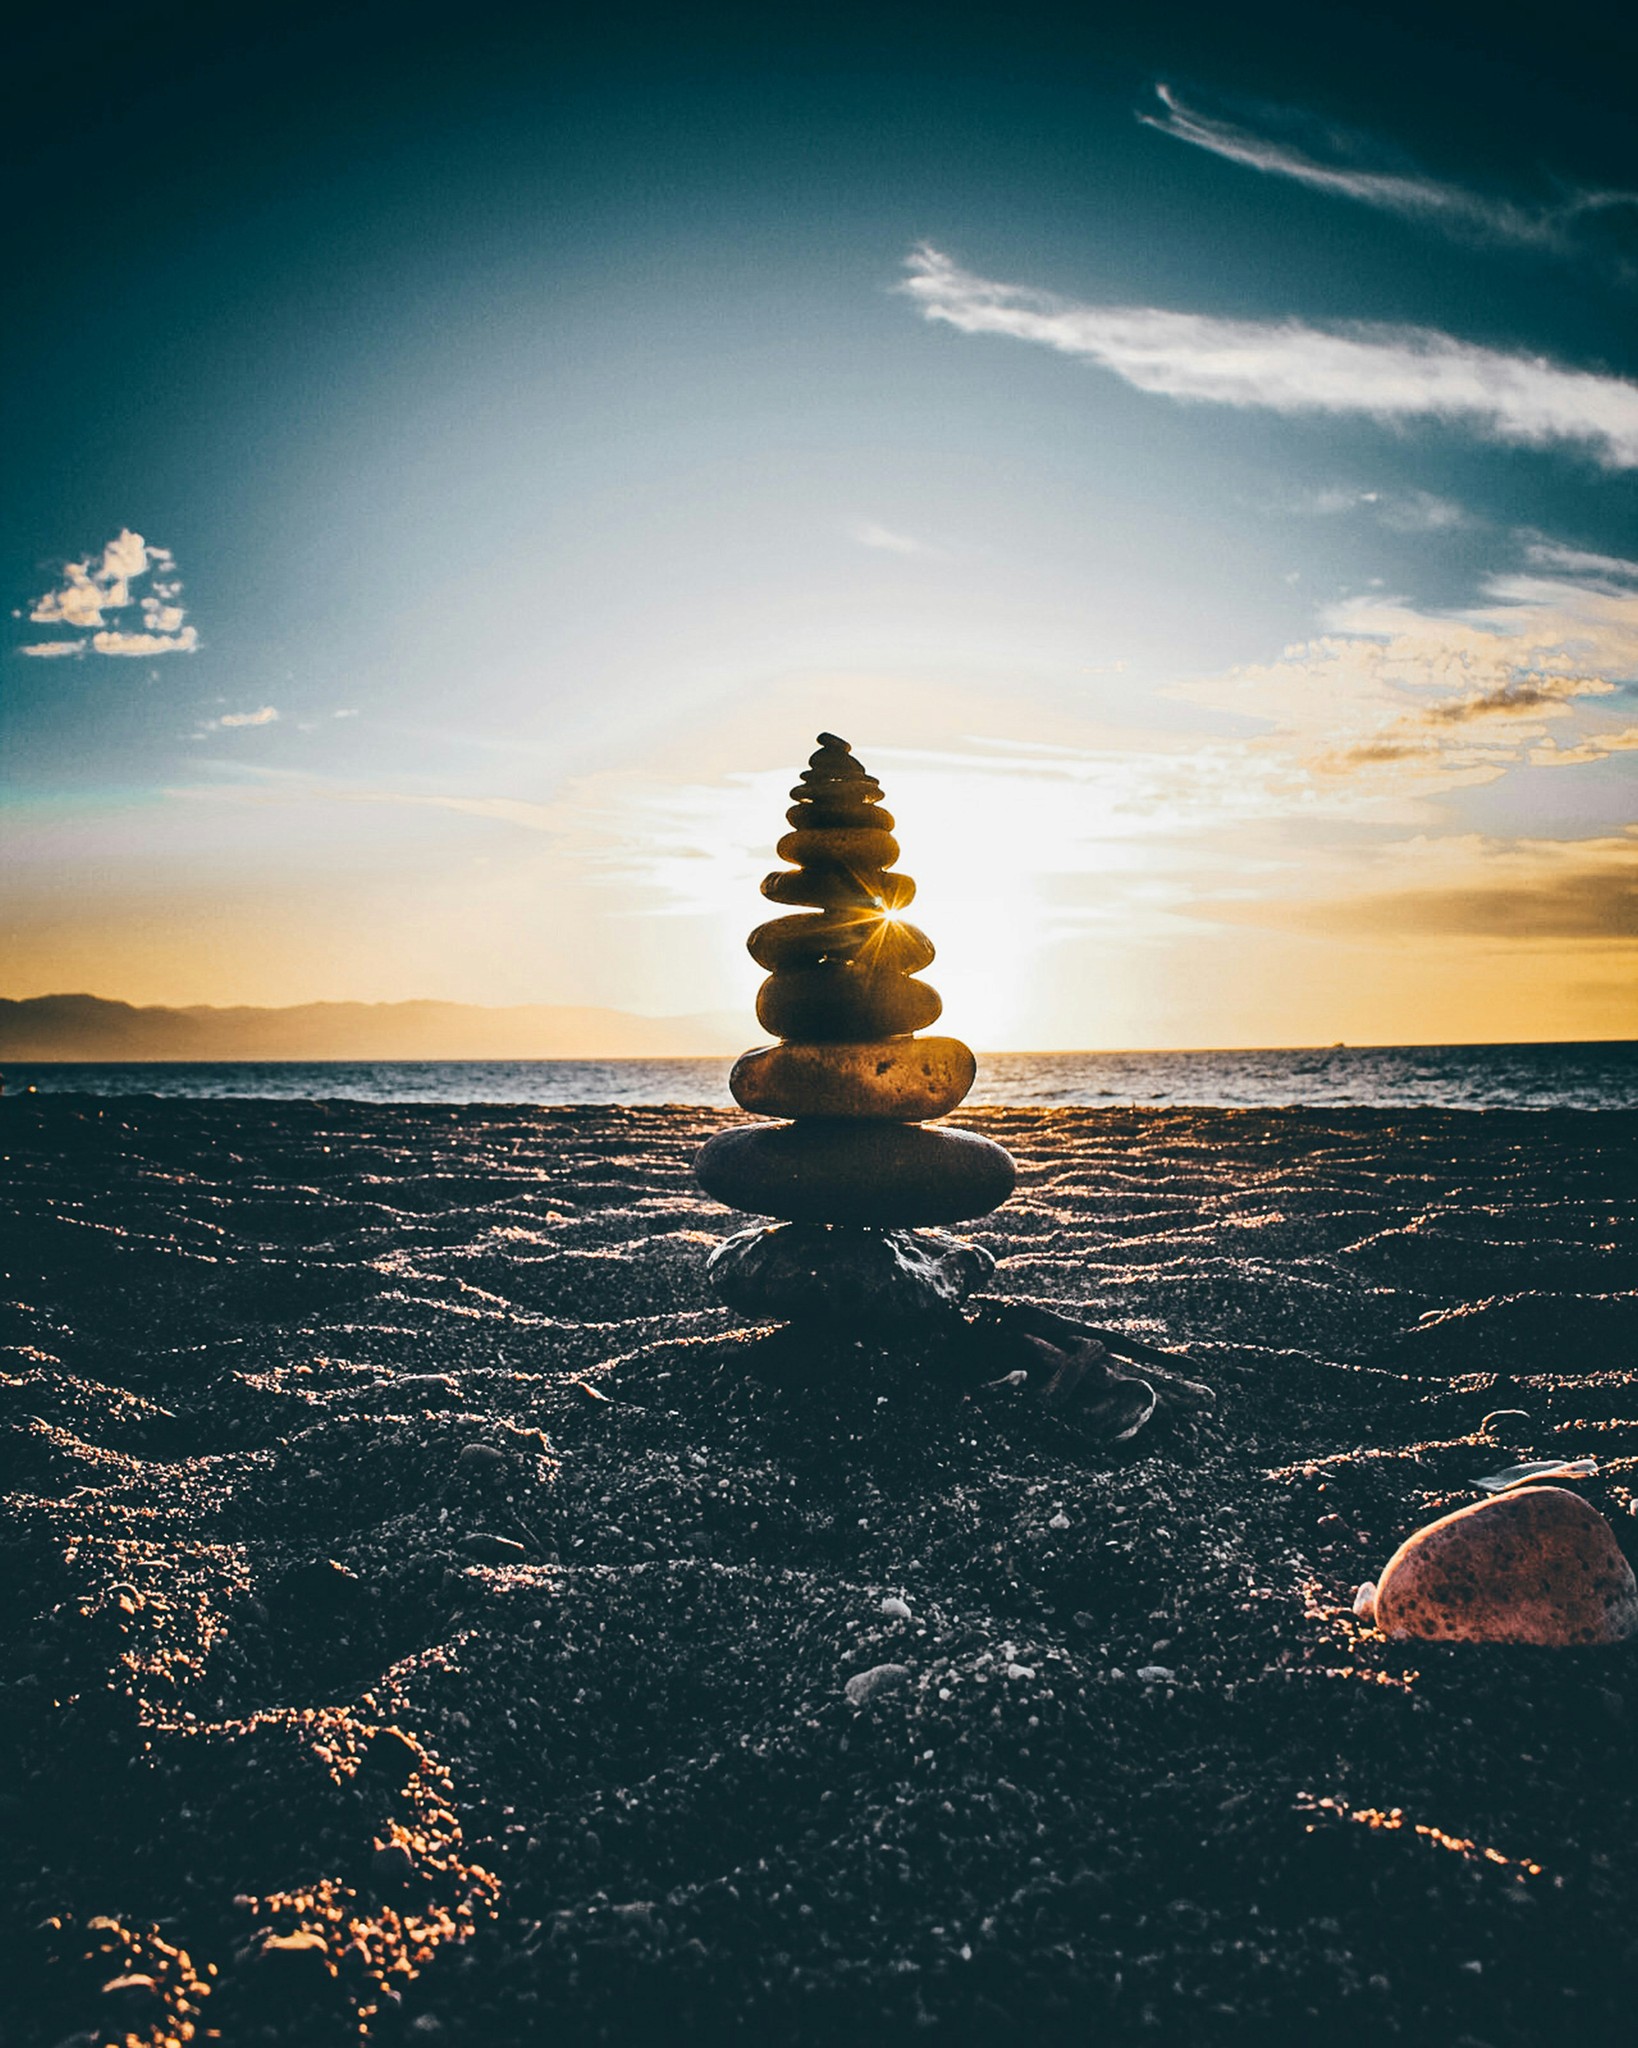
[372,1840,416,1883]
[1372,1486,1638,1645]
[457,1444,507,1473]
[881,1596,913,1620]
[708,1221,995,1323]
[845,1662,910,1705]
[100,1974,161,2010]
[239,1930,335,1988]
[1136,1664,1177,1683]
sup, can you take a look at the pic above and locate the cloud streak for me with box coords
[206,705,279,728]
[852,521,940,558]
[901,245,1638,468]
[1139,84,1638,258]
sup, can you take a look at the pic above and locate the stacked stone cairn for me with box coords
[696,733,1016,1324]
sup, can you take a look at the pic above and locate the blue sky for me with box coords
[4,0,1634,1046]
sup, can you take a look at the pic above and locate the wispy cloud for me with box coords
[901,244,1638,468]
[165,765,558,833]
[1523,540,1638,583]
[1206,831,1638,942]
[1139,83,1638,259]
[852,521,941,558]
[1288,485,1469,531]
[205,705,279,729]
[17,529,198,657]
[1178,556,1638,794]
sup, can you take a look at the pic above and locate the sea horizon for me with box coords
[7,1038,1634,1112]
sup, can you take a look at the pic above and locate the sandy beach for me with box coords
[4,1095,1637,2046]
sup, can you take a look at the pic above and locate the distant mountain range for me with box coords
[0,994,745,1062]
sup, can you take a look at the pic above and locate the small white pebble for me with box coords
[1136,1664,1176,1683]
[1353,1582,1378,1619]
[845,1663,910,1707]
[1005,1662,1035,1681]
[881,1596,913,1621]
[1048,1513,1072,1531]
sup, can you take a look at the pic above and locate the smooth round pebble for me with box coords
[845,1662,910,1705]
[696,1120,1016,1224]
[1372,1485,1638,1645]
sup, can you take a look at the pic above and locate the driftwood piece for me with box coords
[965,1301,1214,1441]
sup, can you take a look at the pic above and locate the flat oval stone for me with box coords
[695,1119,1016,1224]
[1372,1486,1638,1646]
[786,800,894,831]
[792,772,883,796]
[747,913,934,975]
[757,966,941,1041]
[730,1036,975,1119]
[776,827,900,870]
[761,867,916,911]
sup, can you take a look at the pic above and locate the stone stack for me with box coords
[696,733,1016,1322]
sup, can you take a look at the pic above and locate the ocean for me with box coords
[5,1041,1634,1111]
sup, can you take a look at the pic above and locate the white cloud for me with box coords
[1139,84,1638,256]
[20,529,198,657]
[852,521,940,558]
[1523,541,1638,582]
[1532,726,1638,767]
[901,244,1638,468]
[1288,485,1468,530]
[94,626,201,657]
[208,705,279,728]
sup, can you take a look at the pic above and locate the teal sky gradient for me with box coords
[4,0,1635,1044]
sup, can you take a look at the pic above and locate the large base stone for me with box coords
[707,1222,995,1323]
[696,1118,1016,1224]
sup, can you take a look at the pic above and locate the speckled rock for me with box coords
[729,1036,975,1121]
[1371,1486,1638,1646]
[707,1221,995,1322]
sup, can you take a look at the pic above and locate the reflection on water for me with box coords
[6,1042,1635,1111]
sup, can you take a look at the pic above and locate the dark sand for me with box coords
[3,1098,1637,2046]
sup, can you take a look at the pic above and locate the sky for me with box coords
[4,0,1635,1049]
